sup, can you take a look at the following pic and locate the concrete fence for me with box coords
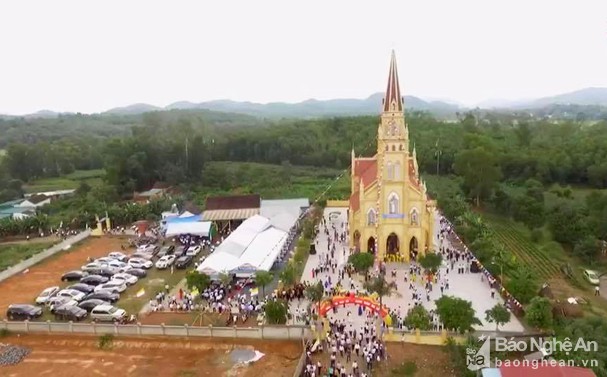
[0,230,91,283]
[0,319,312,340]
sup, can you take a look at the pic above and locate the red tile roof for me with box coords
[353,158,378,190]
[205,194,260,210]
[500,365,596,377]
[408,158,421,190]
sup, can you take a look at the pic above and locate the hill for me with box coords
[529,87,607,107]
[104,103,162,115]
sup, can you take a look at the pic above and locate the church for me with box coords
[348,51,436,262]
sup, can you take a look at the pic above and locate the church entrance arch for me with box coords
[409,237,419,261]
[353,231,361,252]
[318,294,389,318]
[386,233,399,254]
[367,237,376,254]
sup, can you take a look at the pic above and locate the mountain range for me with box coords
[3,87,607,119]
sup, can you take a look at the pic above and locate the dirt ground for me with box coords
[310,342,454,377]
[0,236,129,317]
[0,333,302,377]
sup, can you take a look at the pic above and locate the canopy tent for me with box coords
[166,213,203,223]
[165,221,213,237]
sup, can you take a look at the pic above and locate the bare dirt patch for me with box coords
[0,236,129,317]
[0,333,301,377]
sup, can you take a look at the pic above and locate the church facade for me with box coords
[348,52,436,262]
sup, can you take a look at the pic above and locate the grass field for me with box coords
[0,241,57,271]
[24,169,105,193]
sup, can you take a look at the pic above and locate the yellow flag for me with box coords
[250,288,259,296]
[136,288,145,298]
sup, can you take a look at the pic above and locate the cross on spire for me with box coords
[383,50,403,113]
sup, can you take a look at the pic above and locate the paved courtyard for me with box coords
[291,207,524,333]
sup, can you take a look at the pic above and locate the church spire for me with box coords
[382,50,403,113]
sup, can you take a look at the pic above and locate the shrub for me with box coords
[530,228,543,243]
[98,333,114,350]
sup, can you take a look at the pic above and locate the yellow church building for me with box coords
[348,51,436,262]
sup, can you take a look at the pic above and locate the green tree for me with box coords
[279,262,297,287]
[573,237,601,265]
[305,281,325,317]
[418,252,443,276]
[525,297,553,330]
[255,270,274,297]
[434,296,481,334]
[185,271,211,293]
[264,299,288,325]
[552,317,607,377]
[404,305,432,330]
[348,252,375,274]
[363,274,398,308]
[484,304,511,331]
[454,147,502,207]
[218,272,232,287]
[505,267,537,304]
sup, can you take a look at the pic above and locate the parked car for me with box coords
[174,255,193,269]
[81,262,108,272]
[131,252,154,261]
[95,281,127,293]
[35,286,60,305]
[111,272,138,286]
[87,268,116,278]
[56,289,86,302]
[47,297,78,313]
[84,291,120,303]
[108,251,128,262]
[6,304,43,320]
[155,255,176,269]
[78,299,110,312]
[54,305,88,321]
[128,257,153,269]
[186,245,201,257]
[80,275,109,286]
[90,304,127,322]
[95,257,114,264]
[156,245,175,258]
[67,283,95,294]
[126,268,147,278]
[584,269,600,285]
[61,270,87,282]
[107,260,131,272]
[173,246,186,257]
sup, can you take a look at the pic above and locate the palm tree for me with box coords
[255,270,274,297]
[218,272,232,287]
[363,274,398,310]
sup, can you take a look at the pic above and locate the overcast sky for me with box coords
[1,0,606,114]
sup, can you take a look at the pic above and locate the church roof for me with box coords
[408,157,421,191]
[354,158,377,189]
[383,50,403,112]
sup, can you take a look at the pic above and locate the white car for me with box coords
[95,257,114,264]
[81,262,108,272]
[128,257,153,269]
[155,255,176,269]
[186,245,201,257]
[131,251,154,260]
[35,286,60,305]
[111,273,138,286]
[56,288,86,302]
[108,251,128,262]
[47,297,78,313]
[95,281,127,293]
[91,304,127,322]
[107,260,131,272]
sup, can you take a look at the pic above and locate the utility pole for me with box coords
[185,136,189,172]
[435,138,442,176]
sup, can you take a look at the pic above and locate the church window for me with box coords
[386,161,394,180]
[388,192,399,214]
[367,208,377,226]
[394,161,401,180]
[399,144,404,151]
[410,208,419,226]
[391,145,396,151]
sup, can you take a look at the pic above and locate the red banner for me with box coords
[318,295,388,318]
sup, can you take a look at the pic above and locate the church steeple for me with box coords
[382,50,403,113]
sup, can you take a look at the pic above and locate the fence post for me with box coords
[161,323,165,336]
[208,324,213,338]
[233,325,237,338]
[286,324,291,340]
[114,322,118,335]
[47,320,51,333]
[2,319,7,330]
[184,324,189,337]
[68,321,73,333]
[93,321,97,334]
[137,322,142,335]
[260,324,264,339]
[24,320,29,333]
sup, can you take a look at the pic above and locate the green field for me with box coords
[24,169,105,193]
[0,241,57,271]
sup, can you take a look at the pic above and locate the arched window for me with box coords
[386,161,394,180]
[391,145,396,151]
[394,161,401,180]
[367,208,377,226]
[388,192,399,214]
[410,208,419,226]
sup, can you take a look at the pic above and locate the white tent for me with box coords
[165,221,212,237]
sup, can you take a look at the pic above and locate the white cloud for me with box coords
[0,0,606,114]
